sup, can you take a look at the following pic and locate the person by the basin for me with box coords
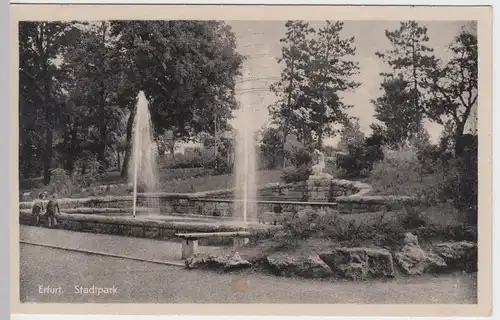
[45,193,61,228]
[31,193,45,226]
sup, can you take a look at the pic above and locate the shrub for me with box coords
[281,165,312,183]
[48,168,75,197]
[336,134,384,177]
[168,152,203,169]
[161,168,212,180]
[417,144,453,174]
[280,148,313,183]
[289,148,313,167]
[278,209,325,246]
[335,147,365,177]
[77,157,105,187]
[166,148,232,175]
[320,213,372,242]
[414,134,478,224]
[211,156,232,175]
[369,148,422,195]
[279,209,399,247]
[399,205,428,229]
[440,140,478,223]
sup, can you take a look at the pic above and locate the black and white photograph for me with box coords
[11,4,491,316]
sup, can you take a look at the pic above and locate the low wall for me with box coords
[334,195,419,213]
[19,193,418,226]
[19,211,278,245]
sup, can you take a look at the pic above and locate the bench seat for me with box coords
[175,231,250,259]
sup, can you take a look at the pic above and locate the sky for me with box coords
[227,20,477,147]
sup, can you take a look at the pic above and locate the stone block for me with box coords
[266,253,333,279]
[433,241,477,272]
[319,247,395,279]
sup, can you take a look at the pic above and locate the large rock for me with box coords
[394,234,447,275]
[403,232,419,245]
[433,241,478,272]
[266,253,333,278]
[319,247,395,280]
[224,252,253,271]
[185,252,251,271]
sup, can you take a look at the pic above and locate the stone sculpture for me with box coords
[311,149,331,178]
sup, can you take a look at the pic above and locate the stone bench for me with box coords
[175,231,251,259]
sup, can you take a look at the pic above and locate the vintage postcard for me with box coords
[10,4,492,317]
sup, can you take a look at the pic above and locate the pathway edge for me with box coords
[19,240,185,267]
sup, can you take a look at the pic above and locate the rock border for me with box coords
[185,233,477,280]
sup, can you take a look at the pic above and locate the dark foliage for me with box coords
[289,148,313,167]
[336,133,385,177]
[281,166,312,183]
[441,134,477,223]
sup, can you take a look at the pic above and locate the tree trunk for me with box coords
[411,35,423,182]
[42,65,53,185]
[43,125,53,185]
[282,125,288,168]
[63,126,75,173]
[98,22,109,171]
[98,94,107,170]
[283,59,294,168]
[117,149,121,170]
[317,126,324,150]
[411,36,419,141]
[21,136,33,180]
[317,98,325,150]
[120,109,135,179]
[170,144,176,161]
[454,122,466,155]
[64,152,74,172]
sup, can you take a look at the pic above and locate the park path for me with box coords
[19,225,221,265]
[18,226,477,304]
[20,244,477,304]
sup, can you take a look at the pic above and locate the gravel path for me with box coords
[20,225,220,264]
[18,226,477,304]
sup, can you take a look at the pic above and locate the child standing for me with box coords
[31,193,45,226]
[45,193,61,228]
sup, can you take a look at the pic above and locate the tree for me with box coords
[61,22,137,171]
[305,21,360,148]
[271,21,360,150]
[427,28,478,154]
[338,119,365,151]
[337,132,385,177]
[269,20,313,165]
[370,74,418,147]
[19,22,79,184]
[260,127,284,169]
[375,21,438,142]
[52,98,88,172]
[111,21,244,178]
[409,125,431,150]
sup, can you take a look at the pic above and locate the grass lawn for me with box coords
[23,169,283,198]
[160,169,282,193]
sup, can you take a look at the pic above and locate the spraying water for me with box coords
[129,91,160,217]
[233,90,258,224]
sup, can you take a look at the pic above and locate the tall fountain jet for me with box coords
[233,83,258,224]
[129,91,160,218]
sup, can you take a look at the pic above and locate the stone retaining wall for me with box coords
[18,179,419,221]
[19,191,418,222]
[19,211,278,245]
